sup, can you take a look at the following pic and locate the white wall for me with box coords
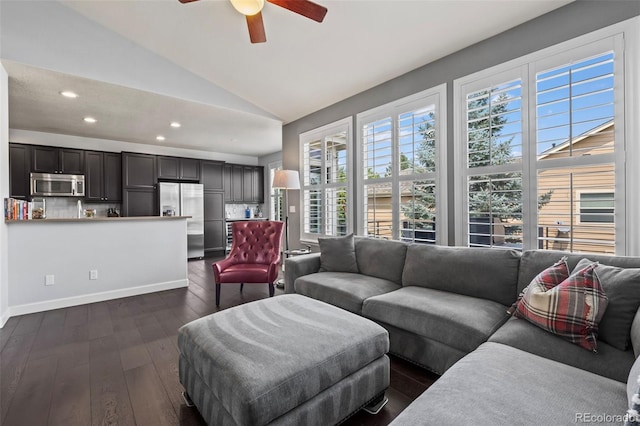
[0,64,9,327]
[10,129,259,165]
[6,218,188,317]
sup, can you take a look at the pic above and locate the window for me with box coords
[357,86,447,244]
[455,28,634,255]
[300,118,351,241]
[269,162,283,221]
[579,192,614,224]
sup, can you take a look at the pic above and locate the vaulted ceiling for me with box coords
[1,0,572,156]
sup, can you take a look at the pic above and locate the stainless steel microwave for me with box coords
[30,173,85,197]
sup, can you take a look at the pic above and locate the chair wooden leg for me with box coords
[215,282,221,306]
[240,283,244,293]
[268,282,275,297]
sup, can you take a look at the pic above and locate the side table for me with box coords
[276,248,312,288]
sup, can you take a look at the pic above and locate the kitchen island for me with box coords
[5,216,189,318]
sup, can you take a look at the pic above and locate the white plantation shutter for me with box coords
[300,118,351,241]
[456,35,625,255]
[462,75,525,249]
[358,86,446,243]
[534,49,618,254]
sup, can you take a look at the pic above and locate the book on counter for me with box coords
[4,198,33,221]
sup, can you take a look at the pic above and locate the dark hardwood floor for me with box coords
[0,255,438,425]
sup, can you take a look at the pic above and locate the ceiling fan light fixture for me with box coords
[230,0,264,16]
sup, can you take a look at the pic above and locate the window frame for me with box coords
[299,117,353,243]
[268,161,283,222]
[454,17,639,255]
[356,84,448,244]
[577,191,615,224]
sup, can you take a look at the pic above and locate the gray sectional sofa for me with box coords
[284,236,640,425]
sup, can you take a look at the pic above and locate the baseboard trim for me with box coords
[0,310,10,329]
[7,279,189,318]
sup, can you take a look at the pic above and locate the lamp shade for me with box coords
[272,170,300,190]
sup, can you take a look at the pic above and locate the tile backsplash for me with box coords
[225,203,265,220]
[43,197,121,218]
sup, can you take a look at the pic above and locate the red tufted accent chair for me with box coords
[212,220,284,306]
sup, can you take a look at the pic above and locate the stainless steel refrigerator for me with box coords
[158,182,204,259]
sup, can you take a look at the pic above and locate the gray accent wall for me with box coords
[282,0,640,248]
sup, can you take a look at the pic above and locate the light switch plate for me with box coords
[45,275,55,286]
[289,205,296,213]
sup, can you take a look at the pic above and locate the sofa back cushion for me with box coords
[518,250,640,294]
[402,244,521,306]
[354,237,408,285]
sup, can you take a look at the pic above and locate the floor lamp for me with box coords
[272,169,300,253]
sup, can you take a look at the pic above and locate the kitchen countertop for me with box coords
[5,215,191,223]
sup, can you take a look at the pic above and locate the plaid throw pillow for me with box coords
[513,262,608,352]
[507,257,570,315]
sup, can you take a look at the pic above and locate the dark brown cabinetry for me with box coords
[203,191,225,254]
[246,166,264,203]
[9,143,31,198]
[202,160,226,253]
[85,151,122,202]
[122,152,157,216]
[201,161,224,191]
[158,156,200,181]
[32,146,84,174]
[224,164,263,203]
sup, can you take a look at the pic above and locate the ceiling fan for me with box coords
[178,0,328,44]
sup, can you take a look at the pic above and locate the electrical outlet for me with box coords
[45,275,55,286]
[90,270,98,280]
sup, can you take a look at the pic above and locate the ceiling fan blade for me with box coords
[178,0,200,3]
[267,0,327,23]
[246,12,266,44]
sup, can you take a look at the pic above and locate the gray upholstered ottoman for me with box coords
[178,294,390,426]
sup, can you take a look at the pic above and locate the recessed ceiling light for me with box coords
[170,122,181,128]
[83,117,97,123]
[60,91,78,98]
[156,135,166,141]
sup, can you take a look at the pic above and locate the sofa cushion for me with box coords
[354,237,408,285]
[489,317,634,382]
[362,286,509,353]
[318,233,359,273]
[389,342,627,426]
[574,258,640,351]
[294,272,401,315]
[402,244,520,306]
[513,262,607,352]
[518,250,640,294]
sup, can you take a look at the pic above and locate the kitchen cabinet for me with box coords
[223,164,263,203]
[123,188,157,217]
[123,152,156,188]
[32,145,84,174]
[203,191,225,253]
[9,143,31,199]
[158,156,200,181]
[201,161,224,191]
[243,166,264,203]
[224,164,244,202]
[85,151,122,202]
[122,152,157,216]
